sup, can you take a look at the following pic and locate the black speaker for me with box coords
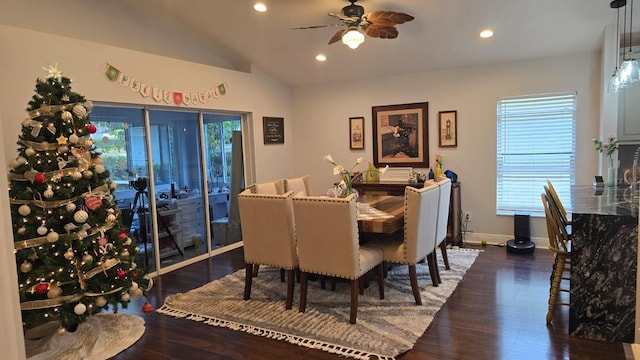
[507,214,535,254]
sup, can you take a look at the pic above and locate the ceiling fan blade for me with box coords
[290,24,334,30]
[365,11,414,27]
[364,25,399,39]
[328,28,347,44]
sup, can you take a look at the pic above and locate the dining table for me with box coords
[357,195,404,234]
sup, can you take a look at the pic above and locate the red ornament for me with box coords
[142,302,153,314]
[34,173,46,184]
[35,283,49,294]
[118,232,129,240]
[84,195,102,211]
[117,269,127,279]
[87,124,97,134]
[131,272,138,279]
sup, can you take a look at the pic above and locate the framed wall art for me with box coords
[263,117,284,144]
[371,102,429,168]
[349,117,365,150]
[438,110,457,147]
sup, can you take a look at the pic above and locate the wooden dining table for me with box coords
[357,195,404,234]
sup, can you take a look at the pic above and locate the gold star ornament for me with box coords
[56,135,68,145]
[42,64,63,81]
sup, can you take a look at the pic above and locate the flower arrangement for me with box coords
[593,135,619,167]
[324,155,388,197]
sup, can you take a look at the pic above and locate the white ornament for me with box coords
[16,157,27,166]
[8,158,18,169]
[72,105,87,119]
[71,171,82,181]
[46,231,59,243]
[66,202,77,212]
[73,210,88,223]
[37,225,48,236]
[18,227,26,235]
[69,134,79,144]
[94,164,105,174]
[130,281,139,290]
[58,145,69,153]
[121,292,131,302]
[20,261,32,273]
[43,186,54,199]
[73,303,87,315]
[83,170,93,179]
[82,253,93,263]
[64,249,74,260]
[18,204,31,216]
[121,249,130,257]
[22,118,32,128]
[95,296,107,307]
[131,262,137,269]
[106,213,116,223]
[25,148,36,156]
[93,156,104,165]
[78,229,88,239]
[84,100,94,112]
[130,288,143,300]
[61,110,72,121]
[47,286,63,299]
[57,327,66,335]
[124,238,132,246]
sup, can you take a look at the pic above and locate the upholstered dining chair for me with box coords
[541,191,571,324]
[292,193,384,324]
[433,176,452,282]
[237,188,297,310]
[367,183,440,305]
[249,179,285,195]
[284,175,312,196]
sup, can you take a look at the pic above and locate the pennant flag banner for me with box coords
[104,63,228,106]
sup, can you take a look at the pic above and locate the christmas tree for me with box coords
[8,65,152,333]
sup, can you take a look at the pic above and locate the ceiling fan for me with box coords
[290,0,415,49]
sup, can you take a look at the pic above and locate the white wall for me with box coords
[292,52,602,241]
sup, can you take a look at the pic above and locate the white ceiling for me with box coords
[5,0,623,87]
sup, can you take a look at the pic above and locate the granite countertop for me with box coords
[572,185,639,217]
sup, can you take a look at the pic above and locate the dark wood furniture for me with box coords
[353,181,462,245]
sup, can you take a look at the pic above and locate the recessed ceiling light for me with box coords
[315,54,327,62]
[480,29,494,39]
[253,2,267,12]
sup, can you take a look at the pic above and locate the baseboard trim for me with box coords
[462,232,547,249]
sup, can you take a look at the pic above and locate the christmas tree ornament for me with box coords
[118,231,128,240]
[82,170,93,179]
[71,171,82,180]
[86,124,97,134]
[73,104,87,119]
[18,204,31,216]
[66,202,77,212]
[95,296,107,307]
[84,195,102,210]
[57,157,68,169]
[73,209,88,223]
[124,238,132,246]
[120,292,131,302]
[117,269,127,279]
[93,156,104,165]
[37,225,48,236]
[121,249,130,258]
[34,172,46,184]
[82,253,93,264]
[61,110,72,122]
[20,261,33,273]
[47,285,62,299]
[84,100,94,112]
[25,147,36,156]
[73,303,87,315]
[56,327,66,335]
[35,283,48,294]
[130,281,139,290]
[56,135,68,145]
[64,249,74,260]
[18,226,26,235]
[94,164,105,174]
[43,186,54,199]
[46,231,59,243]
[142,302,153,314]
[68,133,79,144]
[17,156,28,166]
[130,288,143,300]
[58,145,69,153]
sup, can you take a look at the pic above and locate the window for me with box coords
[496,92,576,216]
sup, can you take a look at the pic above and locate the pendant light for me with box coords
[610,4,623,92]
[620,0,640,85]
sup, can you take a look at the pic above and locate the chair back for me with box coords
[541,192,570,254]
[292,193,361,279]
[546,180,569,219]
[434,177,452,245]
[404,184,439,263]
[248,179,285,195]
[284,175,311,196]
[238,188,297,269]
[543,185,570,230]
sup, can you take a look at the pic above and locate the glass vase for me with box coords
[607,165,618,187]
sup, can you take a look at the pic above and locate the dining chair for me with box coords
[238,189,298,310]
[284,175,312,196]
[367,183,440,305]
[292,193,384,324]
[545,180,572,235]
[248,179,285,195]
[433,176,452,282]
[541,191,571,324]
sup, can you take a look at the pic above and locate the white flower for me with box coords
[333,165,344,176]
[379,165,389,174]
[323,154,336,165]
[356,157,363,164]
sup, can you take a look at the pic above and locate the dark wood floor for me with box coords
[113,244,626,360]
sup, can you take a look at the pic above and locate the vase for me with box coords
[607,166,618,187]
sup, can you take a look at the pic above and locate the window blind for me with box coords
[496,92,576,216]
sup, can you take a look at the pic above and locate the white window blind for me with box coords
[496,92,576,216]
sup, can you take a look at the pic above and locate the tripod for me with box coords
[131,186,183,269]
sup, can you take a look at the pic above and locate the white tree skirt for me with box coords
[25,313,145,360]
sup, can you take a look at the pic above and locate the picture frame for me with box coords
[371,102,429,168]
[438,110,457,147]
[349,117,365,150]
[263,117,284,144]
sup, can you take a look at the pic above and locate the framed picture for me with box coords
[263,117,284,144]
[371,102,429,168]
[438,110,457,147]
[349,117,365,150]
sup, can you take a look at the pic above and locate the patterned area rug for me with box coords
[158,248,480,359]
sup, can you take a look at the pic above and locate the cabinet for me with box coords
[617,84,640,142]
[176,197,205,248]
[352,181,462,246]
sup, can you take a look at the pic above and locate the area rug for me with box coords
[25,313,145,360]
[158,248,480,359]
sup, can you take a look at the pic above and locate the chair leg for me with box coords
[285,269,294,310]
[376,263,385,300]
[331,278,337,291]
[350,279,359,324]
[252,264,260,277]
[280,268,285,282]
[426,253,440,287]
[547,255,565,324]
[439,241,450,270]
[408,264,422,305]
[244,263,253,300]
[320,276,326,290]
[299,272,308,313]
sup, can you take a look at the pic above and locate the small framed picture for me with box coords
[438,110,457,147]
[263,117,284,144]
[349,117,365,150]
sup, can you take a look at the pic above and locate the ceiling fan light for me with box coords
[342,28,365,49]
